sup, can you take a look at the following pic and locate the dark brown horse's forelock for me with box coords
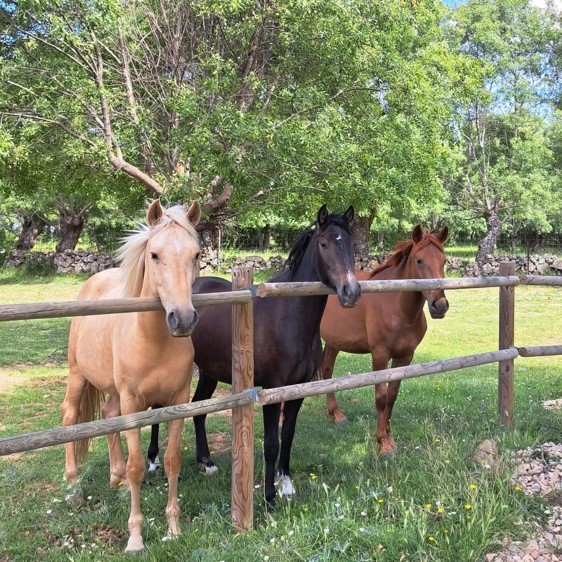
[284,212,352,279]
[369,232,445,279]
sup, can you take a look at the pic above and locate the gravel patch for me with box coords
[484,441,562,562]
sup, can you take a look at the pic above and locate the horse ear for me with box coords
[343,205,354,224]
[317,204,329,226]
[186,200,201,227]
[146,199,164,226]
[412,224,423,244]
[437,225,449,244]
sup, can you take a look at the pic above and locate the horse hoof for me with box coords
[329,409,348,424]
[148,455,161,473]
[198,458,218,475]
[110,476,129,489]
[275,474,296,497]
[380,447,396,458]
[64,486,85,508]
[124,539,145,554]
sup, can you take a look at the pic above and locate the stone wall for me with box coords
[5,249,562,276]
[220,253,562,277]
[7,249,117,274]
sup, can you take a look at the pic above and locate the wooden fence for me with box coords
[0,262,561,532]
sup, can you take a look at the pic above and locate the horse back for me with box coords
[192,276,324,388]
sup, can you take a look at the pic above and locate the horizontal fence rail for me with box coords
[0,290,254,322]
[0,390,258,457]
[0,348,520,457]
[2,275,556,323]
[520,275,562,286]
[518,345,562,357]
[257,276,521,298]
[258,348,519,405]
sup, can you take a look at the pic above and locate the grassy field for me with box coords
[0,271,561,561]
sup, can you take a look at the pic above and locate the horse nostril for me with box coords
[167,311,178,330]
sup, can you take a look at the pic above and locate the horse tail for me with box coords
[74,381,104,464]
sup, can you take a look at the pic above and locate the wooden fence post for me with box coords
[498,261,516,427]
[231,267,255,531]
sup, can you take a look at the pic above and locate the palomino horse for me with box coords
[61,200,201,553]
[148,205,361,508]
[320,225,449,455]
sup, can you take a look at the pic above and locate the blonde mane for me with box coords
[114,205,200,297]
[369,230,445,279]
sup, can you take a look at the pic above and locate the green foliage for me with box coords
[444,0,562,243]
[1,0,561,250]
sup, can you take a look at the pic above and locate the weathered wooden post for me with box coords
[231,267,255,531]
[498,261,516,427]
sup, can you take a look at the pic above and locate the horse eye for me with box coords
[150,252,159,261]
[195,252,200,261]
[320,241,328,249]
[416,258,423,265]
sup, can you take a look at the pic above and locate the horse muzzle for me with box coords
[166,308,199,337]
[428,297,449,319]
[336,278,362,308]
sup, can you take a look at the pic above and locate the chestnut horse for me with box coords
[61,200,201,553]
[148,205,361,508]
[319,224,449,455]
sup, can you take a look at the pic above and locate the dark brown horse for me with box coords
[319,225,449,455]
[149,205,361,507]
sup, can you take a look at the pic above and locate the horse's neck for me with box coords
[373,259,426,316]
[287,246,328,328]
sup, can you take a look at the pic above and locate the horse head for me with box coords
[410,224,449,319]
[144,199,202,336]
[314,204,361,308]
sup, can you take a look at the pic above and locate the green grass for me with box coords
[444,244,478,261]
[0,275,561,561]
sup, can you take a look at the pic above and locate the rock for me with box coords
[471,439,499,470]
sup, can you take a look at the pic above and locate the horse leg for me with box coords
[101,393,127,488]
[163,387,189,539]
[61,368,88,485]
[276,398,304,498]
[120,399,146,553]
[147,405,162,473]
[192,373,219,474]
[371,354,395,456]
[321,345,346,423]
[383,355,413,452]
[262,402,282,509]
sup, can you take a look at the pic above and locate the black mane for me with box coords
[274,210,352,281]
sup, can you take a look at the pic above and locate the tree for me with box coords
[1,0,471,253]
[445,0,562,262]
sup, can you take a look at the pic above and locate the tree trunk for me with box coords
[56,206,89,252]
[476,212,502,264]
[261,224,271,251]
[351,215,374,256]
[16,212,46,251]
